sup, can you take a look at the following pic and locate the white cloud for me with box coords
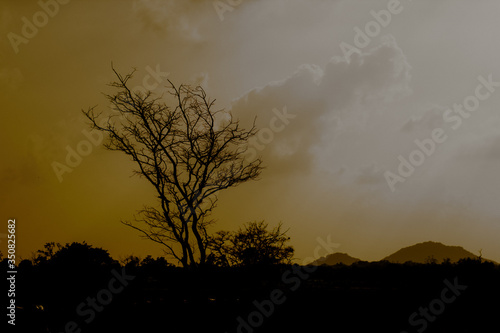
[229,35,412,177]
[132,0,207,41]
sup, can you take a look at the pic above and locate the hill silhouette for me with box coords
[383,241,480,263]
[310,252,360,265]
[308,241,495,265]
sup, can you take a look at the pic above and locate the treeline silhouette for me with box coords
[4,242,500,333]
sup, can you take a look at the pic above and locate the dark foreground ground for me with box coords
[4,257,500,333]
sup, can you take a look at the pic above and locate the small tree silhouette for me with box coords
[208,221,294,267]
[40,242,115,268]
[32,242,62,265]
[425,255,437,265]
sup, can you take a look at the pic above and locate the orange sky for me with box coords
[2,0,500,264]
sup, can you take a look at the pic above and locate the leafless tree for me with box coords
[83,68,263,267]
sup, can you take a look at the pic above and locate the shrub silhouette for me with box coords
[208,221,294,267]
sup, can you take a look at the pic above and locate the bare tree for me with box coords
[83,68,263,267]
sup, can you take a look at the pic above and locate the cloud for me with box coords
[222,29,500,229]
[400,104,446,133]
[228,35,412,176]
[132,0,208,41]
[191,71,209,89]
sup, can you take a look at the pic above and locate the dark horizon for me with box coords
[4,240,499,332]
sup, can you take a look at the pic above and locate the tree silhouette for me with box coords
[34,242,115,268]
[32,241,62,265]
[208,221,294,267]
[83,68,263,267]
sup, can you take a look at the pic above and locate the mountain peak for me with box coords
[383,241,478,264]
[305,242,491,266]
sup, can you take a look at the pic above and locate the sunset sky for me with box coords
[2,0,500,264]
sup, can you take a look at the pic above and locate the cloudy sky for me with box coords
[2,0,500,263]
